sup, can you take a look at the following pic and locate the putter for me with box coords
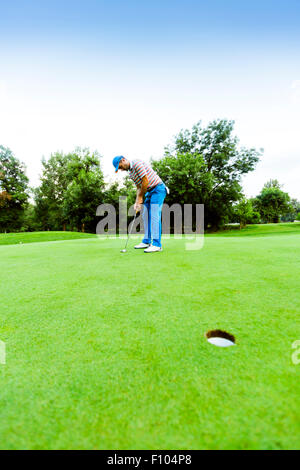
[120,211,139,253]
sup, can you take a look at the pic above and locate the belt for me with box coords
[147,182,166,192]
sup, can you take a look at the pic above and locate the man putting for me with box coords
[113,156,168,253]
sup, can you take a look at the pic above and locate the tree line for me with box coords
[1,119,299,233]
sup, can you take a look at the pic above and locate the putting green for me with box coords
[0,227,299,449]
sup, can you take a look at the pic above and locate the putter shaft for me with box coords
[123,212,138,251]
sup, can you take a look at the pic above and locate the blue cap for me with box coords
[113,155,124,172]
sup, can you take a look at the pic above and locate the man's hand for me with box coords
[134,202,143,213]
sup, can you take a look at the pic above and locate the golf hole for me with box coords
[206,330,236,348]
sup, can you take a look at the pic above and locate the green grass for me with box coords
[0,226,300,449]
[207,222,300,237]
[1,223,299,247]
[0,231,96,246]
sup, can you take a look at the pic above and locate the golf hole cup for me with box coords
[206,330,236,347]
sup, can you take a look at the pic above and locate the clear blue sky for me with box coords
[0,0,299,198]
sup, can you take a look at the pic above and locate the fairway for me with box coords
[0,227,300,449]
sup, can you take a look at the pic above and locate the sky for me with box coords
[0,0,299,199]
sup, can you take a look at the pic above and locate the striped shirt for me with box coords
[129,160,162,191]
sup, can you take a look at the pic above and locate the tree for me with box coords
[280,198,300,222]
[104,176,135,209]
[296,212,300,221]
[152,119,262,229]
[34,150,78,230]
[231,197,260,229]
[0,145,29,232]
[62,160,105,232]
[103,176,136,228]
[20,204,43,232]
[34,148,105,232]
[263,179,282,189]
[253,180,291,223]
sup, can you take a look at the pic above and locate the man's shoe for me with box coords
[144,245,162,253]
[134,242,150,249]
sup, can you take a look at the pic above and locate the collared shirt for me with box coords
[129,160,162,191]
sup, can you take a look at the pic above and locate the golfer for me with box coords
[113,156,168,252]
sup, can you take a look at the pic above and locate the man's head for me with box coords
[113,156,130,173]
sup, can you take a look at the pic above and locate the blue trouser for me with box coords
[142,183,167,248]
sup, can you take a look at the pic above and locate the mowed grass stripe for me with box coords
[0,231,97,246]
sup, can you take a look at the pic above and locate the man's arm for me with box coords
[135,175,148,211]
